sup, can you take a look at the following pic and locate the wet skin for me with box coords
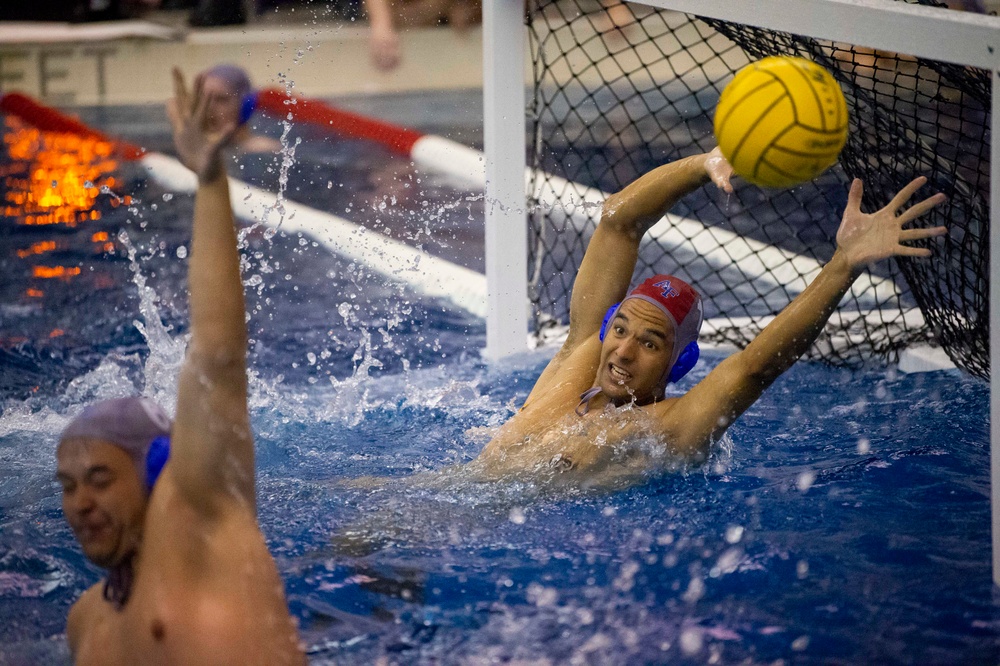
[57,440,145,569]
[475,158,948,489]
[60,70,305,666]
[58,437,305,666]
[595,299,675,406]
[200,75,242,135]
[475,299,684,488]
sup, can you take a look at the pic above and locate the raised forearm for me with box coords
[188,171,247,362]
[600,152,712,237]
[170,170,254,514]
[166,70,257,517]
[673,250,856,451]
[741,251,856,384]
[566,152,715,343]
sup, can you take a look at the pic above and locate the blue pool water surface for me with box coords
[0,90,996,664]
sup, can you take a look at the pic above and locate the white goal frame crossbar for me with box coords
[481,0,1000,583]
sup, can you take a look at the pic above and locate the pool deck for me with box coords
[0,8,486,106]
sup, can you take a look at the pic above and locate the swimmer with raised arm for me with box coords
[200,63,281,155]
[474,149,947,488]
[55,69,304,664]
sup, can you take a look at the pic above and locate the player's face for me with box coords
[201,75,242,133]
[597,298,674,405]
[56,440,146,568]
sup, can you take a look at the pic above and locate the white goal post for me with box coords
[481,0,1000,583]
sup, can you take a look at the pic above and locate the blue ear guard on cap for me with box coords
[598,303,619,342]
[238,91,259,126]
[598,302,700,384]
[668,341,699,383]
[145,436,170,493]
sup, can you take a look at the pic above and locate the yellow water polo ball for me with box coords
[713,55,849,189]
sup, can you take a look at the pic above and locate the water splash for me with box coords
[118,230,186,412]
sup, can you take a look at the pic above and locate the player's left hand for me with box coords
[836,176,947,271]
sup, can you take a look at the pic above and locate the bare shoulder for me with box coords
[522,334,603,409]
[66,583,103,653]
[647,395,683,431]
[647,395,709,460]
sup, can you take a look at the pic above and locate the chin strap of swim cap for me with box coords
[145,435,170,493]
[239,91,259,126]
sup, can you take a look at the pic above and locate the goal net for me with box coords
[525,0,989,377]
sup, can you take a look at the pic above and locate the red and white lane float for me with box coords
[0,90,488,318]
[0,89,908,345]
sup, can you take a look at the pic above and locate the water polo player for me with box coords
[473,148,947,488]
[55,69,303,664]
[199,63,281,155]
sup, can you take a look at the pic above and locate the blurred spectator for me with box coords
[364,0,482,71]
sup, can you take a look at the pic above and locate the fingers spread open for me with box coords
[899,226,948,242]
[194,89,213,129]
[887,176,928,212]
[171,68,188,118]
[895,244,933,258]
[846,178,863,211]
[898,193,947,224]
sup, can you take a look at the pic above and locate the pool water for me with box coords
[0,90,996,664]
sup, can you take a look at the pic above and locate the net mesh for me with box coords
[526,0,989,377]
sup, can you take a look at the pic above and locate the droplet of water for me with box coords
[508,507,526,524]
[796,470,816,492]
[724,525,744,544]
[682,577,705,603]
[162,193,173,202]
[679,628,703,654]
[175,245,187,259]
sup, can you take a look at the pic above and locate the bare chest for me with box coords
[72,580,301,666]
[479,394,666,480]
[69,494,303,665]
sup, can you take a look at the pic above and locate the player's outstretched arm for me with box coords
[663,176,947,458]
[565,148,734,347]
[522,149,733,407]
[165,68,255,518]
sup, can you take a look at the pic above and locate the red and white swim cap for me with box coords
[622,274,703,366]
